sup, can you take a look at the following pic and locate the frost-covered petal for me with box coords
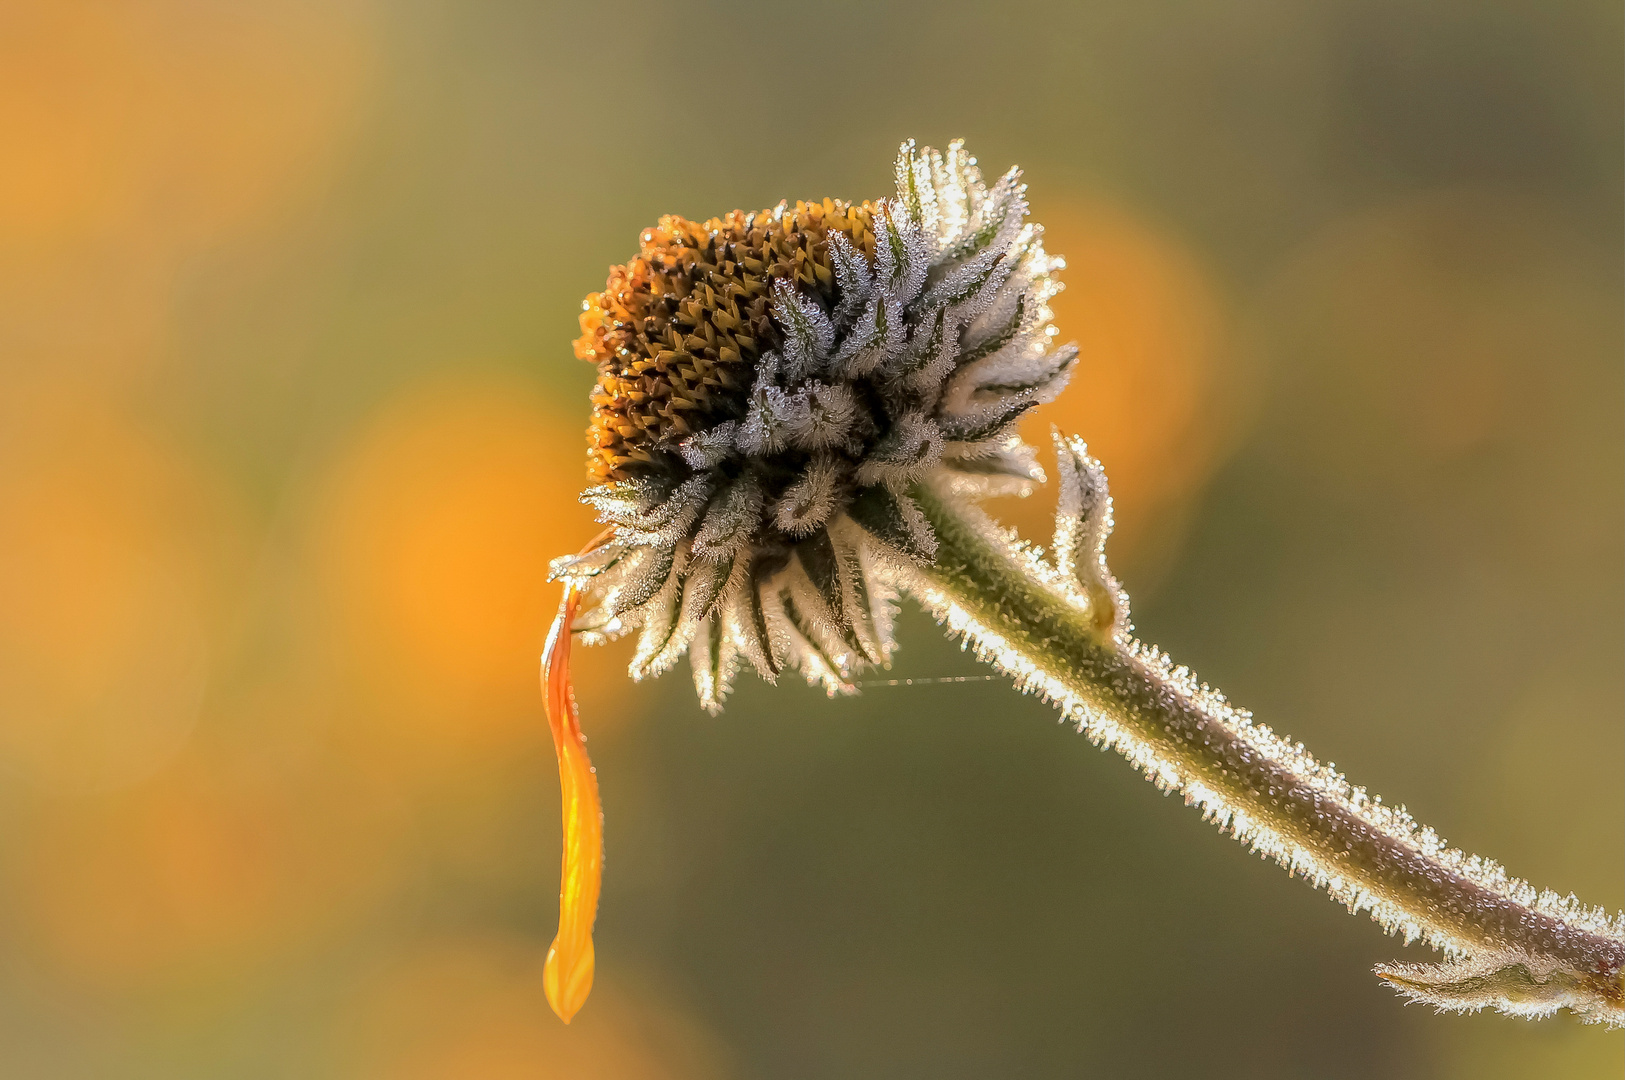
[608,541,677,613]
[940,440,1044,498]
[927,140,978,249]
[847,485,937,563]
[786,382,860,451]
[828,232,872,334]
[581,476,673,526]
[773,566,858,695]
[619,475,714,548]
[771,454,845,538]
[893,139,940,238]
[736,378,797,456]
[943,166,1027,265]
[872,203,931,308]
[549,541,629,583]
[921,245,1008,314]
[692,473,763,559]
[726,570,779,683]
[831,293,904,381]
[628,549,688,678]
[679,421,740,470]
[688,615,727,714]
[942,342,1077,417]
[772,278,835,382]
[937,396,1036,444]
[855,412,944,492]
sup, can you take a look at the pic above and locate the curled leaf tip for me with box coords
[542,581,603,1024]
[1375,952,1625,1027]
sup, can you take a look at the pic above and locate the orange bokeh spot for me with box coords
[315,376,630,743]
[0,0,375,385]
[0,388,236,793]
[0,0,373,247]
[336,937,725,1080]
[23,767,284,986]
[1255,192,1569,484]
[21,751,405,990]
[994,197,1244,568]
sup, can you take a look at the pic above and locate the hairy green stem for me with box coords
[897,483,1623,1021]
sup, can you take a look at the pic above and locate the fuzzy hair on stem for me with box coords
[892,457,1624,1027]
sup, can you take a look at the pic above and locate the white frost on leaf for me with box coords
[1376,952,1624,1028]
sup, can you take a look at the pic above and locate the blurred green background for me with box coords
[0,1,1620,1076]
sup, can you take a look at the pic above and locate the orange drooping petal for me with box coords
[541,582,602,1023]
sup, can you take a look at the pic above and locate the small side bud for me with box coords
[1050,429,1128,637]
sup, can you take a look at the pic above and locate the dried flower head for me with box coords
[539,139,1625,1032]
[554,140,1073,711]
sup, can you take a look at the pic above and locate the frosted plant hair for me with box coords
[539,140,1624,1028]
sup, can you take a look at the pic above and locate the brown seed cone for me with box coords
[576,199,878,482]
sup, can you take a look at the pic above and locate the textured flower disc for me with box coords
[576,200,879,482]
[555,140,1076,712]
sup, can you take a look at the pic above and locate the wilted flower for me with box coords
[554,140,1072,710]
[537,139,1625,1030]
[538,140,1072,1023]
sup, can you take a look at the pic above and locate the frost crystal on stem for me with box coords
[896,472,1624,1028]
[546,139,1625,1027]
